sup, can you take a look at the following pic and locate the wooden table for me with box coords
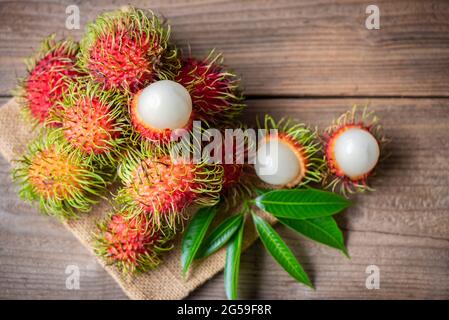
[0,0,448,299]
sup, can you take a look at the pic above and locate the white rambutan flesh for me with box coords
[136,80,192,130]
[333,127,380,179]
[255,139,302,186]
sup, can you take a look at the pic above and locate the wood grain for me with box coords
[1,97,448,299]
[0,0,449,97]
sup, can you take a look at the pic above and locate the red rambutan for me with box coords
[16,35,81,125]
[222,163,244,188]
[204,126,255,206]
[116,143,223,229]
[176,51,245,125]
[323,106,387,196]
[79,7,180,93]
[95,212,172,273]
[50,82,129,167]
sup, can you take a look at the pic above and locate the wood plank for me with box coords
[1,97,448,299]
[189,230,449,299]
[1,0,449,97]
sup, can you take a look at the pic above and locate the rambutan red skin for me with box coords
[25,49,79,124]
[87,31,159,93]
[104,215,160,266]
[130,89,194,143]
[222,164,243,188]
[61,97,120,155]
[128,156,199,215]
[176,57,241,120]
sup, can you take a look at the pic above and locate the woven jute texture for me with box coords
[0,98,265,300]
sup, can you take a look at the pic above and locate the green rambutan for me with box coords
[116,143,223,229]
[176,50,245,125]
[95,211,172,274]
[16,35,81,125]
[78,7,180,93]
[12,133,109,219]
[323,106,387,196]
[49,81,129,167]
[254,115,324,188]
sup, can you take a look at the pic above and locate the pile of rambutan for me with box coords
[12,6,388,294]
[12,6,244,274]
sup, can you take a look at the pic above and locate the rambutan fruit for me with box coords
[222,163,244,188]
[254,115,324,188]
[12,133,109,219]
[78,7,180,93]
[323,106,387,195]
[49,81,129,167]
[95,211,172,274]
[211,126,256,206]
[16,35,81,125]
[176,51,245,125]
[130,80,194,143]
[116,143,223,229]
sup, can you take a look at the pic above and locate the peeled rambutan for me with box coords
[50,82,129,167]
[323,106,387,195]
[79,7,180,93]
[176,51,245,125]
[129,80,194,143]
[16,35,81,125]
[254,115,324,188]
[12,133,109,219]
[116,143,223,229]
[95,211,171,274]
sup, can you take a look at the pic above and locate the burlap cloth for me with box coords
[0,98,267,300]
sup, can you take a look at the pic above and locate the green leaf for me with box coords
[254,188,351,220]
[181,206,217,274]
[279,216,349,257]
[252,214,312,288]
[224,221,244,300]
[196,214,244,260]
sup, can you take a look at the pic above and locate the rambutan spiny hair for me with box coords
[12,133,110,219]
[78,7,180,93]
[49,81,130,167]
[115,142,224,229]
[208,125,256,207]
[256,115,325,188]
[95,210,172,274]
[176,50,245,125]
[16,34,81,125]
[323,105,387,196]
